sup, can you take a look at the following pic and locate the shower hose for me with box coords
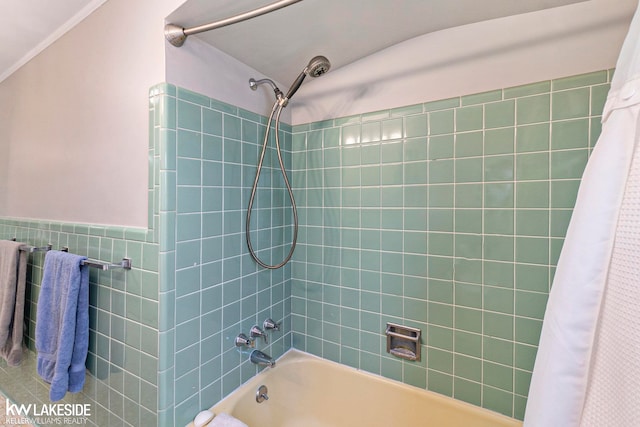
[246,100,298,269]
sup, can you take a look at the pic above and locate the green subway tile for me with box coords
[405,161,428,185]
[552,119,589,149]
[362,144,381,164]
[430,109,455,135]
[429,159,454,184]
[428,348,453,373]
[455,234,482,259]
[210,98,237,115]
[429,370,453,397]
[591,118,603,148]
[203,109,223,136]
[516,94,550,125]
[424,97,460,112]
[359,118,382,143]
[483,386,513,417]
[429,279,453,304]
[484,261,514,289]
[405,298,428,322]
[485,128,514,155]
[552,88,590,120]
[515,290,549,319]
[454,330,482,358]
[485,183,514,208]
[552,70,607,90]
[550,180,581,208]
[515,343,538,371]
[515,317,543,345]
[429,209,453,233]
[551,149,588,179]
[456,105,483,132]
[515,237,549,265]
[485,100,515,129]
[516,181,549,208]
[484,236,514,262]
[177,100,201,131]
[455,184,483,208]
[427,136,453,162]
[516,123,549,153]
[515,264,549,292]
[428,324,454,351]
[455,131,483,158]
[483,337,514,366]
[455,282,482,309]
[504,81,550,99]
[483,286,514,314]
[342,124,361,145]
[381,141,404,163]
[484,311,514,340]
[461,89,502,106]
[454,209,482,234]
[429,185,454,208]
[550,209,572,238]
[405,137,429,161]
[309,119,334,130]
[455,307,482,334]
[484,361,513,392]
[428,302,453,327]
[392,103,423,117]
[515,369,532,396]
[591,84,610,116]
[405,114,428,137]
[382,118,404,140]
[484,155,514,182]
[516,210,549,237]
[515,152,549,181]
[454,354,481,383]
[485,209,514,235]
[429,232,454,256]
[362,109,389,122]
[455,259,482,284]
[177,87,210,106]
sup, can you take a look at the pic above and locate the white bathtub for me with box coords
[196,349,522,427]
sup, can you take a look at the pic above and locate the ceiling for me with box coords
[2,0,588,85]
[167,0,589,86]
[0,0,107,82]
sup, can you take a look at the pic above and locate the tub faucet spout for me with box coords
[250,349,275,367]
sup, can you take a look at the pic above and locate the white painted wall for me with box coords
[292,0,636,124]
[0,0,184,227]
[165,37,292,123]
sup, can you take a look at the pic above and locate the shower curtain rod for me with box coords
[165,0,303,47]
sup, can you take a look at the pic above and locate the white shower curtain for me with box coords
[524,2,640,426]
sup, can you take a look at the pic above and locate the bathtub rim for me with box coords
[189,348,522,427]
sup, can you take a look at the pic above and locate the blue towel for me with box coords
[36,250,89,401]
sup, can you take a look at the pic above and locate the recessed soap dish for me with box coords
[386,323,421,361]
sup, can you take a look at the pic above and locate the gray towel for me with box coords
[0,240,27,366]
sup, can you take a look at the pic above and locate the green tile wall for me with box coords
[290,69,612,420]
[0,221,159,426]
[152,84,293,427]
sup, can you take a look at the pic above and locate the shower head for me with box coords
[305,55,331,77]
[282,55,331,106]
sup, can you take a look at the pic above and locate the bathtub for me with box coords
[198,349,522,427]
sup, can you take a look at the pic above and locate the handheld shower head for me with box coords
[282,55,331,106]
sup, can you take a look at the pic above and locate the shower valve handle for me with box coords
[250,326,268,344]
[263,318,281,332]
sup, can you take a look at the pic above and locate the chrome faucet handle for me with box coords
[263,318,281,331]
[250,325,267,344]
[235,333,255,348]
